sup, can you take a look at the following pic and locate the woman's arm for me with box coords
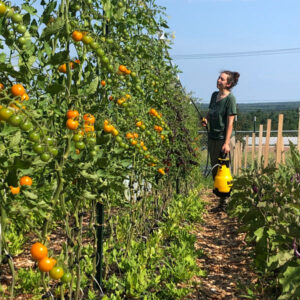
[222,115,235,153]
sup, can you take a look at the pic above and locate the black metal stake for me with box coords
[96,202,104,287]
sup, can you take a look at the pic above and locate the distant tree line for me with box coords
[235,109,299,131]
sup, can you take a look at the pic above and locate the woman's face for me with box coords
[217,73,230,90]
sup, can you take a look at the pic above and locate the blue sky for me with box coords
[156,0,300,103]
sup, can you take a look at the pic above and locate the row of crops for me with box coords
[228,143,300,300]
[0,0,206,299]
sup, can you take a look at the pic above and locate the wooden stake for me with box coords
[276,114,284,167]
[258,124,263,166]
[244,135,249,168]
[251,132,255,167]
[264,119,271,168]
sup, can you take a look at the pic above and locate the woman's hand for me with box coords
[222,143,230,154]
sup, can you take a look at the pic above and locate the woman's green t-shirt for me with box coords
[208,91,237,140]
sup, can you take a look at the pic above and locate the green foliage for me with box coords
[103,187,205,298]
[228,143,300,299]
[0,0,206,298]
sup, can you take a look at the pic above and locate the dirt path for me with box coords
[191,191,258,300]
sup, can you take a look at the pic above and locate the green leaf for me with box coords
[82,190,97,200]
[0,53,6,63]
[80,77,99,95]
[22,4,38,15]
[9,131,21,148]
[41,17,64,39]
[48,50,69,65]
[41,1,58,24]
[22,190,38,200]
[254,227,265,242]
[81,170,99,181]
[45,83,65,95]
[267,250,294,270]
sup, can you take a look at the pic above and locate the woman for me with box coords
[202,70,240,211]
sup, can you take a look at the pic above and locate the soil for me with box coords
[191,191,259,300]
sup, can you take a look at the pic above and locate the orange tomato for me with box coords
[20,93,29,101]
[20,176,32,186]
[103,124,113,133]
[83,113,95,124]
[38,257,55,272]
[9,186,20,195]
[119,65,127,73]
[103,119,109,126]
[58,64,67,73]
[84,124,94,132]
[126,132,133,139]
[11,84,26,97]
[158,168,165,175]
[31,242,48,261]
[72,31,83,42]
[101,80,106,87]
[136,121,143,127]
[0,83,4,90]
[112,128,119,136]
[74,59,80,64]
[133,132,139,139]
[66,110,79,119]
[66,119,79,130]
[108,95,114,101]
[131,139,137,145]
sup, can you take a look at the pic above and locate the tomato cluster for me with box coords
[30,242,71,282]
[0,1,31,48]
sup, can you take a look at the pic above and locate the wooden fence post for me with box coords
[264,119,271,168]
[276,114,284,167]
[251,132,255,167]
[258,124,263,166]
[238,141,242,172]
[244,135,249,168]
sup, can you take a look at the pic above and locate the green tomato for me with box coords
[75,141,85,150]
[89,150,97,157]
[5,7,14,18]
[115,136,122,143]
[101,56,109,65]
[40,153,51,162]
[0,108,13,121]
[19,120,32,131]
[89,41,99,50]
[18,36,26,45]
[49,267,64,280]
[8,114,23,127]
[11,13,23,23]
[106,38,113,44]
[61,272,72,283]
[73,134,83,142]
[49,146,58,157]
[86,137,96,145]
[95,48,105,57]
[82,35,93,45]
[45,137,54,145]
[33,144,45,154]
[28,131,40,142]
[16,24,26,34]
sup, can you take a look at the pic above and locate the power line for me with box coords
[172,47,300,60]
